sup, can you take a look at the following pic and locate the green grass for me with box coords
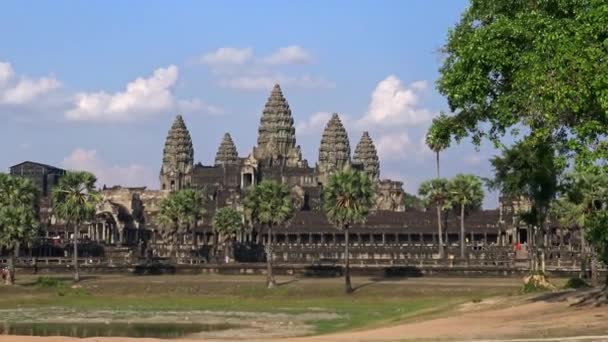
[0,274,520,335]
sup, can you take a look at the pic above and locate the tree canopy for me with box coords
[322,169,374,230]
[212,207,243,243]
[435,0,608,167]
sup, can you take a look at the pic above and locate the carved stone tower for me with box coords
[160,115,194,191]
[214,133,238,166]
[254,84,304,167]
[317,113,351,184]
[353,131,380,181]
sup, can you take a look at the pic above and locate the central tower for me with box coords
[253,84,304,167]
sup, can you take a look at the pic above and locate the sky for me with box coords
[0,0,502,208]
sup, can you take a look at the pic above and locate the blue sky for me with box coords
[0,1,501,207]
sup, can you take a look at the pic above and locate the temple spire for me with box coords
[317,113,351,182]
[215,133,238,166]
[353,131,380,181]
[160,115,194,190]
[254,84,299,165]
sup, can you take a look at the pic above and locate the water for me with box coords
[0,322,236,338]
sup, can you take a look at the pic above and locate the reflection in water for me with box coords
[0,322,236,338]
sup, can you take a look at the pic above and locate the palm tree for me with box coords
[425,113,452,178]
[0,174,39,285]
[323,168,374,294]
[449,174,484,259]
[243,180,293,288]
[212,207,243,263]
[158,193,182,258]
[178,189,206,248]
[158,189,205,260]
[52,171,100,282]
[419,178,450,258]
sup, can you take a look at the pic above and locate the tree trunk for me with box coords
[580,230,587,279]
[6,248,15,285]
[460,203,466,259]
[591,252,599,287]
[436,151,440,178]
[266,224,276,288]
[344,226,353,294]
[73,222,80,283]
[436,205,444,258]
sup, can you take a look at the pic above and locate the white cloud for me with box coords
[0,61,61,105]
[220,74,334,90]
[199,47,254,65]
[177,98,224,115]
[263,45,313,65]
[62,148,157,188]
[357,75,432,128]
[0,62,14,85]
[375,132,431,162]
[296,112,333,135]
[465,153,482,166]
[65,65,179,122]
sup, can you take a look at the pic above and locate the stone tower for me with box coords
[353,131,380,181]
[215,133,239,166]
[160,115,194,191]
[317,113,351,183]
[254,84,304,167]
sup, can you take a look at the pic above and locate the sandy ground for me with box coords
[1,291,607,342]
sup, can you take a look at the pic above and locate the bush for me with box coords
[522,272,555,293]
[34,276,66,288]
[564,277,591,289]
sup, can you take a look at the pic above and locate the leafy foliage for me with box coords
[435,0,608,168]
[158,189,206,247]
[448,174,484,213]
[418,178,450,209]
[212,207,243,243]
[323,169,374,230]
[0,173,39,251]
[52,171,100,226]
[243,180,293,228]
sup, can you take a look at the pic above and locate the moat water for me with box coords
[0,322,236,338]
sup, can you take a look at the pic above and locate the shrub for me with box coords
[564,277,591,289]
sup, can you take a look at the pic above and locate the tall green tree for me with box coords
[243,180,293,288]
[52,171,100,282]
[488,139,561,273]
[212,207,243,262]
[435,0,608,168]
[418,178,450,258]
[448,174,484,259]
[0,174,39,285]
[158,189,205,260]
[178,189,206,248]
[425,113,452,178]
[323,169,374,294]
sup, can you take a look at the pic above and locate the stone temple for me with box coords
[8,84,578,266]
[159,84,405,212]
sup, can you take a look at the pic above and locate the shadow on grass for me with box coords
[21,275,99,287]
[277,279,299,287]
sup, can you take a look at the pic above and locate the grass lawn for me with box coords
[0,274,527,336]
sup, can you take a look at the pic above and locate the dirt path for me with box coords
[1,291,606,342]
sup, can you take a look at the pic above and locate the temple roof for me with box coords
[161,115,194,174]
[318,113,351,173]
[353,131,380,180]
[214,133,239,166]
[255,84,297,160]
